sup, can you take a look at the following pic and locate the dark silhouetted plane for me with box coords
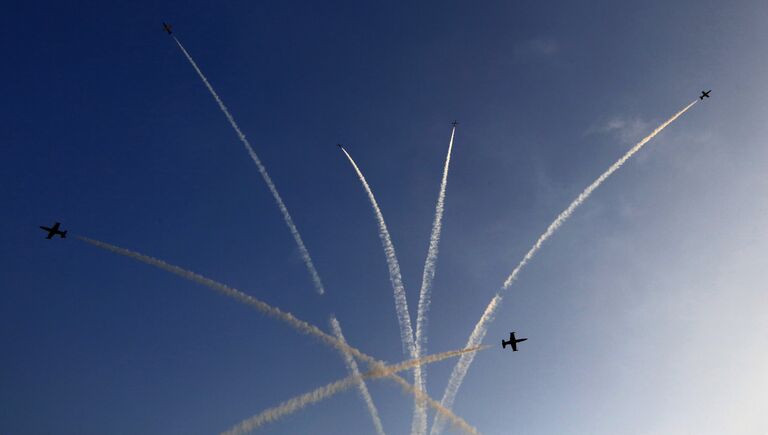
[451,120,459,127]
[502,332,527,351]
[700,90,711,100]
[337,144,344,149]
[163,22,173,35]
[40,222,67,239]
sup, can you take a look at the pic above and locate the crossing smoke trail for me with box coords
[77,236,351,356]
[171,35,325,296]
[221,345,488,435]
[76,236,474,430]
[431,100,699,434]
[412,124,457,435]
[330,316,386,435]
[338,146,416,360]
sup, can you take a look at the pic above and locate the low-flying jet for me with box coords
[700,90,711,100]
[40,222,67,239]
[451,120,459,127]
[163,22,173,35]
[502,332,527,351]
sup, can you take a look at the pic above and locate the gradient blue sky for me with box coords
[2,1,767,434]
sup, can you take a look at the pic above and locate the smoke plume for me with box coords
[172,35,325,295]
[330,316,386,435]
[431,100,698,434]
[412,124,457,435]
[222,345,487,435]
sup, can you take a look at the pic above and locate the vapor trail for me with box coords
[171,35,325,296]
[76,236,473,429]
[221,345,488,435]
[338,146,416,360]
[431,100,698,434]
[412,124,457,435]
[330,316,386,435]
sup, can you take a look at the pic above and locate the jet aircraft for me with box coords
[163,22,173,35]
[700,90,711,100]
[451,120,459,127]
[502,332,527,351]
[40,222,67,239]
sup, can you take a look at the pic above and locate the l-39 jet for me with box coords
[40,222,67,239]
[700,90,711,100]
[502,332,527,351]
[163,22,173,35]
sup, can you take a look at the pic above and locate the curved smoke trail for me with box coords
[431,100,698,434]
[76,236,473,429]
[338,147,416,360]
[221,345,488,435]
[412,124,457,435]
[172,36,325,295]
[330,316,386,435]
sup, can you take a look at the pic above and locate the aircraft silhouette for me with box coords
[502,332,527,351]
[700,90,711,100]
[40,222,67,239]
[163,22,173,35]
[451,120,459,127]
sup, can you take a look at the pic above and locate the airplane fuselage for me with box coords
[40,222,66,239]
[502,332,527,351]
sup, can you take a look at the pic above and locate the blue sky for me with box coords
[2,1,767,434]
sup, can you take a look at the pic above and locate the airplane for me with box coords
[501,332,527,351]
[451,120,459,127]
[700,90,711,100]
[39,222,67,239]
[337,143,343,149]
[163,22,173,35]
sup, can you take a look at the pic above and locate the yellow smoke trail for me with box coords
[338,147,417,361]
[330,316,386,435]
[171,35,325,296]
[75,236,475,431]
[413,124,457,435]
[221,345,488,435]
[431,100,699,434]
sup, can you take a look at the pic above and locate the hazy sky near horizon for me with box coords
[2,1,767,434]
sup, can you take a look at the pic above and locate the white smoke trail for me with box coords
[428,295,501,435]
[221,345,488,435]
[431,100,699,434]
[412,124,457,435]
[389,368,480,435]
[338,146,416,360]
[171,36,325,296]
[330,316,386,435]
[78,236,352,357]
[76,236,474,429]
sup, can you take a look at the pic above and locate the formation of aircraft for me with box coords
[39,222,67,239]
[502,332,527,351]
[700,90,711,100]
[163,22,173,35]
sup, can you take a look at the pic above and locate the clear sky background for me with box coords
[2,1,767,434]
